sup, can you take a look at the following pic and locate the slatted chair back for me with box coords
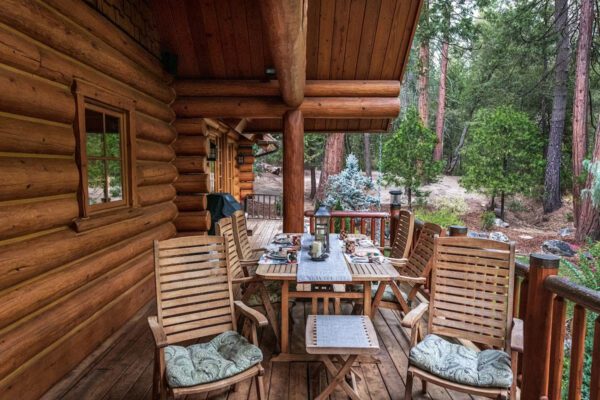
[153,235,235,346]
[402,222,443,280]
[232,210,254,261]
[215,217,244,279]
[389,210,415,259]
[429,236,515,351]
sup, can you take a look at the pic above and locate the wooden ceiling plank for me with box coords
[330,0,352,131]
[354,0,381,79]
[167,0,201,77]
[214,0,242,78]
[316,0,335,80]
[342,0,367,79]
[306,0,321,79]
[394,0,423,79]
[244,0,267,77]
[367,0,397,79]
[228,0,254,79]
[183,0,212,77]
[198,0,228,79]
[380,0,411,78]
[259,0,307,107]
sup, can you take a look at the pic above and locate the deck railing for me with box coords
[244,193,283,219]
[304,210,390,248]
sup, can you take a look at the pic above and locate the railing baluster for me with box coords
[370,218,376,242]
[568,304,587,400]
[360,218,366,234]
[379,218,385,248]
[590,316,600,400]
[350,218,355,233]
[548,296,567,400]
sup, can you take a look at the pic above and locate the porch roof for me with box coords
[151,0,422,133]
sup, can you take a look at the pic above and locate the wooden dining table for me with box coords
[256,233,400,361]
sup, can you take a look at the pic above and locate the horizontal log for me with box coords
[0,25,173,122]
[0,197,78,240]
[0,157,79,201]
[173,118,208,135]
[237,146,254,156]
[173,157,207,173]
[172,96,400,119]
[239,181,253,191]
[137,184,176,206]
[174,211,211,232]
[0,253,153,385]
[136,139,175,162]
[0,115,74,155]
[0,67,75,124]
[172,135,209,156]
[173,174,210,194]
[43,0,168,82]
[0,202,177,290]
[239,171,255,182]
[137,162,178,186]
[72,207,144,233]
[174,194,208,211]
[239,164,254,173]
[0,274,154,400]
[0,0,173,103]
[174,79,401,97]
[240,189,253,199]
[137,113,176,144]
[0,222,174,329]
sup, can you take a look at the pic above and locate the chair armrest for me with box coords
[240,258,260,266]
[396,274,427,284]
[511,318,524,353]
[148,316,169,348]
[234,301,268,327]
[401,303,428,329]
[253,247,267,253]
[232,276,260,285]
[388,257,408,268]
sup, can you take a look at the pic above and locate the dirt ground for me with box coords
[253,169,577,256]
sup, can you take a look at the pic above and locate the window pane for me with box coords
[88,160,106,205]
[85,109,104,157]
[107,160,123,202]
[105,115,121,157]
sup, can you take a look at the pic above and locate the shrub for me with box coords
[480,211,496,231]
[431,197,469,216]
[414,208,464,228]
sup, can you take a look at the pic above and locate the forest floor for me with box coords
[252,169,578,256]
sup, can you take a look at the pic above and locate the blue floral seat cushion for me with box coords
[164,331,263,388]
[409,334,512,388]
[351,283,407,303]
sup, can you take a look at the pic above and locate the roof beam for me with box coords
[173,80,401,98]
[259,0,307,108]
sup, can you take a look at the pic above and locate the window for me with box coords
[74,80,136,217]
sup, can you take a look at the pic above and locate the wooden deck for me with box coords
[44,219,482,400]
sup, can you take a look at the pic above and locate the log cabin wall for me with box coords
[0,1,177,398]
[238,140,255,200]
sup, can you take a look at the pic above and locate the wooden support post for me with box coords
[282,110,304,233]
[522,253,560,399]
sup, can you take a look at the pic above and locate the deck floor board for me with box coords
[47,220,485,400]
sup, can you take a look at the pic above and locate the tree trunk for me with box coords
[543,0,570,213]
[316,132,345,201]
[406,187,413,209]
[363,133,372,179]
[447,123,468,174]
[576,119,600,240]
[572,0,594,227]
[309,165,316,199]
[418,40,430,127]
[434,40,449,161]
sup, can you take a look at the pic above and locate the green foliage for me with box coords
[304,133,326,167]
[460,106,545,200]
[414,208,464,228]
[582,160,600,209]
[382,108,443,206]
[323,154,379,211]
[480,211,496,230]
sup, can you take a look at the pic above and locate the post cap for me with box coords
[448,225,468,236]
[530,253,561,269]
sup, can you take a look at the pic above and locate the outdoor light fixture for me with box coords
[389,190,402,208]
[314,205,331,253]
[237,154,245,165]
[207,141,218,161]
[265,67,277,78]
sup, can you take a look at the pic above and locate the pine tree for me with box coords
[323,154,379,211]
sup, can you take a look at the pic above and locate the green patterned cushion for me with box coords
[246,281,282,307]
[164,331,262,388]
[409,334,512,388]
[351,283,408,303]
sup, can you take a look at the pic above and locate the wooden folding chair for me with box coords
[231,210,266,266]
[403,236,521,400]
[148,235,267,400]
[372,222,443,314]
[216,217,281,346]
[385,209,415,259]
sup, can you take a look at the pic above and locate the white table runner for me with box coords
[315,315,370,348]
[296,234,352,282]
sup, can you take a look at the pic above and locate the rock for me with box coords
[542,240,575,257]
[468,231,489,239]
[559,227,574,238]
[490,232,510,242]
[494,218,509,228]
[519,235,534,240]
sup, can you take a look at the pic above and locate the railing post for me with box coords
[522,253,560,399]
[389,190,402,245]
[448,225,468,237]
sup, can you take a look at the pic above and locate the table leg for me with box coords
[257,283,281,351]
[281,281,289,353]
[363,282,372,317]
[317,355,360,400]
